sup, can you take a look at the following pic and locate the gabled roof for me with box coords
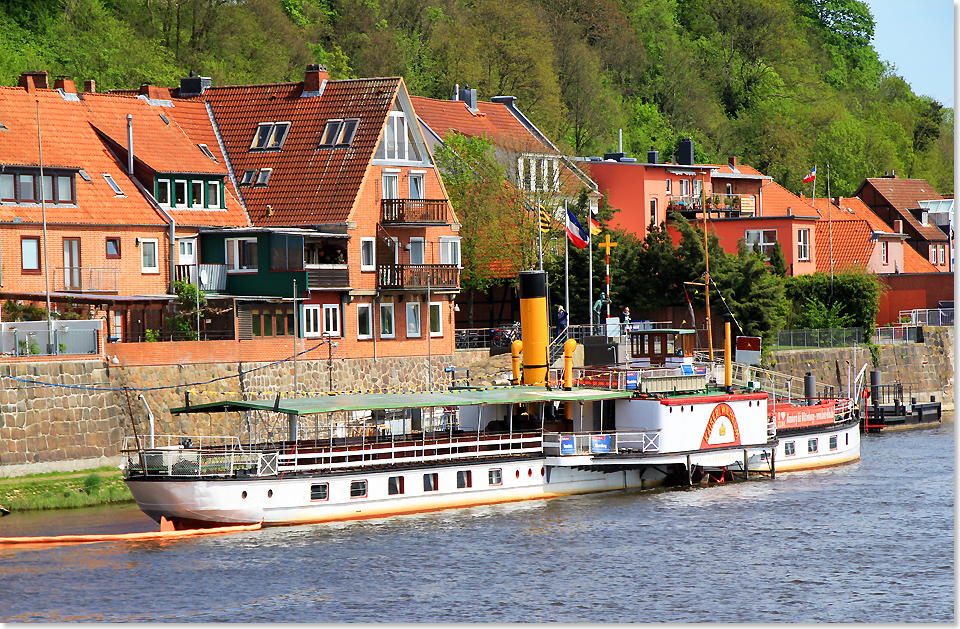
[411,96,544,154]
[814,220,874,273]
[178,78,402,227]
[0,85,248,229]
[810,196,896,232]
[0,86,164,226]
[855,177,948,242]
[756,181,818,217]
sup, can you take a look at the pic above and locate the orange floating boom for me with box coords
[0,521,261,545]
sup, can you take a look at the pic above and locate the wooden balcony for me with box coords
[377,264,460,290]
[381,199,450,224]
[307,265,349,289]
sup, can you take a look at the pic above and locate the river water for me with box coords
[0,418,953,623]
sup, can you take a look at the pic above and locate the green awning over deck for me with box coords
[170,386,632,416]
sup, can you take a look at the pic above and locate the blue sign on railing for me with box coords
[626,371,638,389]
[590,435,611,454]
[560,435,576,455]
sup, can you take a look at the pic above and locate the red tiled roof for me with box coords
[757,181,817,216]
[0,86,248,229]
[0,87,165,226]
[411,96,544,153]
[809,196,893,232]
[901,241,939,273]
[180,79,401,226]
[857,177,947,242]
[814,220,873,273]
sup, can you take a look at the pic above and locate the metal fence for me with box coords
[875,326,921,344]
[899,308,954,326]
[2,327,100,357]
[774,328,863,349]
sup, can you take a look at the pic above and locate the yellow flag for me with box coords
[539,206,552,233]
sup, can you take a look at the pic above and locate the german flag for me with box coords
[539,206,552,232]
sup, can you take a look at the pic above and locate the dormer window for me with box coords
[250,122,291,150]
[239,170,256,186]
[319,118,360,148]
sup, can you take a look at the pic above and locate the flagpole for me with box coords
[564,201,569,321]
[588,208,593,329]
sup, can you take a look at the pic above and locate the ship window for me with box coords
[388,476,404,495]
[846,434,849,446]
[829,435,838,451]
[808,438,818,453]
[784,441,795,457]
[350,480,367,498]
[310,483,329,501]
[423,472,438,492]
[488,468,502,486]
[457,470,472,489]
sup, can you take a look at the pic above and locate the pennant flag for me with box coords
[539,205,552,233]
[803,166,816,183]
[565,208,589,249]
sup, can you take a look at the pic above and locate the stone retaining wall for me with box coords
[768,326,954,409]
[0,354,454,477]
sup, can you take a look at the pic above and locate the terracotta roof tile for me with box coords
[901,241,939,273]
[411,96,544,153]
[814,220,874,273]
[179,79,401,226]
[756,181,817,216]
[858,177,947,242]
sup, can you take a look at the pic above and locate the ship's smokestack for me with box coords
[518,271,549,385]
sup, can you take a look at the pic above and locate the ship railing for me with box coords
[276,432,543,473]
[542,430,661,456]
[121,435,273,478]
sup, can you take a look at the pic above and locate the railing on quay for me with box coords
[899,308,953,326]
[875,325,921,344]
[1,326,101,357]
[542,430,661,456]
[774,327,863,349]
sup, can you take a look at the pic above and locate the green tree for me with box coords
[768,240,787,277]
[785,271,881,335]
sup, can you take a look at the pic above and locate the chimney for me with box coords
[452,84,459,101]
[54,77,76,93]
[647,147,658,164]
[18,71,49,93]
[894,219,903,233]
[678,137,694,166]
[458,85,478,110]
[303,64,328,93]
[83,79,96,93]
[179,72,212,96]
[138,85,171,100]
[728,156,738,168]
[126,114,134,175]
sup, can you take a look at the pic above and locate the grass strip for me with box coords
[0,467,134,512]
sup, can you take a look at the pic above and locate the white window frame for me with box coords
[303,304,322,337]
[207,180,220,209]
[178,238,196,265]
[938,244,945,265]
[409,237,424,265]
[881,240,889,265]
[797,229,810,261]
[745,229,777,259]
[225,237,258,273]
[322,303,341,337]
[157,179,171,206]
[409,172,425,200]
[357,302,373,339]
[439,237,461,267]
[103,173,124,196]
[665,178,672,194]
[174,179,188,207]
[380,301,395,339]
[360,237,375,271]
[382,171,400,199]
[140,238,159,274]
[21,236,40,272]
[249,122,291,150]
[679,179,690,196]
[406,301,421,337]
[429,301,442,337]
[190,180,204,208]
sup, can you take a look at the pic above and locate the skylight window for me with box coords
[254,168,272,187]
[250,122,291,150]
[102,173,124,196]
[198,143,217,161]
[78,170,91,182]
[239,170,256,186]
[319,118,360,148]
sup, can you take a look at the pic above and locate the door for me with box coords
[178,238,197,283]
[63,238,80,290]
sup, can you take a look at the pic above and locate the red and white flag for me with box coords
[803,166,816,183]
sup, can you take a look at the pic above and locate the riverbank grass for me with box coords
[0,467,133,512]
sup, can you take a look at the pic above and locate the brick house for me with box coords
[855,175,951,271]
[0,72,247,355]
[412,88,600,328]
[162,66,462,360]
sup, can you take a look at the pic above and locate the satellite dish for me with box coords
[199,269,209,285]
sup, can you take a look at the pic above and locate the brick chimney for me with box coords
[303,64,329,93]
[54,77,76,93]
[83,79,96,93]
[728,156,738,168]
[18,71,49,93]
[138,85,171,100]
[894,219,903,233]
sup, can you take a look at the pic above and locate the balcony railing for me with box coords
[307,265,349,289]
[175,264,227,291]
[381,199,450,224]
[378,264,459,290]
[54,267,119,293]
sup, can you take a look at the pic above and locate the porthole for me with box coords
[528,468,532,477]
[242,491,247,499]
[680,406,683,412]
[540,467,544,476]
[267,489,274,498]
[670,407,673,413]
[516,470,520,479]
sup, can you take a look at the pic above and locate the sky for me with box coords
[863,0,955,108]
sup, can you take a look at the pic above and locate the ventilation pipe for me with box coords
[126,114,134,175]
